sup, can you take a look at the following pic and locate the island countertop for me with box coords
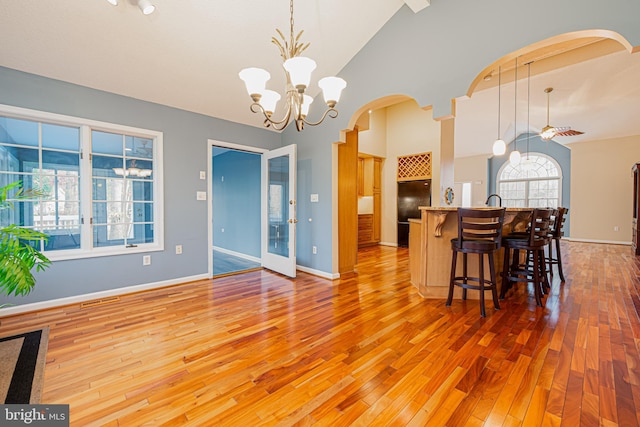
[410,206,533,298]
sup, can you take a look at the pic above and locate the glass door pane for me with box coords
[262,144,296,277]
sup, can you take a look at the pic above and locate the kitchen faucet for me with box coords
[485,193,502,207]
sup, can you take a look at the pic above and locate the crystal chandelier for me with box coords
[239,0,347,131]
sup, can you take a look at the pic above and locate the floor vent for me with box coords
[80,296,120,308]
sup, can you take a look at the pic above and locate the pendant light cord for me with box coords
[526,62,531,159]
[497,66,501,139]
[514,57,518,152]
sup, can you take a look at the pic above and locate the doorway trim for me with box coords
[207,139,268,278]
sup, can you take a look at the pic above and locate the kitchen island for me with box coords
[409,206,533,298]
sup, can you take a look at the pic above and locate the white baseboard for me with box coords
[379,241,398,247]
[213,246,261,264]
[565,238,631,246]
[296,265,339,280]
[0,273,210,318]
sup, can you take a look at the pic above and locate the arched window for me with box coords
[497,152,561,208]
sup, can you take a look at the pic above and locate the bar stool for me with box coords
[546,207,568,282]
[447,208,506,317]
[500,208,553,307]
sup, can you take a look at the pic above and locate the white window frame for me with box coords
[0,104,164,261]
[496,152,562,208]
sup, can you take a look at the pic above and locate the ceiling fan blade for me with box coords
[554,129,584,137]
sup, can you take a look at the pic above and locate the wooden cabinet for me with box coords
[358,155,383,246]
[633,163,640,255]
[358,214,374,247]
[372,158,382,242]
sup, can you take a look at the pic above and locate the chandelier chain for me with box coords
[290,0,295,50]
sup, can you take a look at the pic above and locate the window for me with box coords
[0,104,163,260]
[497,153,561,208]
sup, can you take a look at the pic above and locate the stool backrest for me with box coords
[456,208,506,245]
[550,207,568,238]
[527,208,553,244]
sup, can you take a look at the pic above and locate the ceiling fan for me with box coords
[539,87,584,140]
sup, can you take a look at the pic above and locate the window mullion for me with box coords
[80,125,93,251]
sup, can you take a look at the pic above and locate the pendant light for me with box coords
[492,66,506,156]
[509,57,521,165]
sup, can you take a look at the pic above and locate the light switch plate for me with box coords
[199,171,206,180]
[310,194,319,202]
[196,191,207,200]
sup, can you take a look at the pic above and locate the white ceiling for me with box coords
[454,49,640,158]
[0,0,410,124]
[0,0,638,158]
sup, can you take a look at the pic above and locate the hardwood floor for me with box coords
[212,249,261,277]
[1,241,640,426]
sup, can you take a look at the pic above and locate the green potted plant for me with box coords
[0,181,51,304]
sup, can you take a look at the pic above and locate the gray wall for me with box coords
[0,66,281,306]
[212,150,261,257]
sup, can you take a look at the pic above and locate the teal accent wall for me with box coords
[0,66,281,306]
[212,149,261,257]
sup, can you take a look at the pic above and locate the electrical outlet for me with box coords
[614,226,620,231]
[143,255,151,266]
[176,245,182,254]
[312,246,317,254]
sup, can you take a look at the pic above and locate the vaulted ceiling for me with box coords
[1,0,638,158]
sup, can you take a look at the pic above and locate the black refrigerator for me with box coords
[397,180,431,247]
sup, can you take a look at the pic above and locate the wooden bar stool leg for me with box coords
[547,241,554,278]
[462,253,468,301]
[540,248,550,294]
[500,246,510,300]
[447,250,457,307]
[532,250,544,307]
[489,251,500,311]
[555,238,565,282]
[478,253,486,317]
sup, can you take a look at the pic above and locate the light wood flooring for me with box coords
[212,249,261,277]
[1,241,639,426]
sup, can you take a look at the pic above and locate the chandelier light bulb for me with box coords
[299,95,313,117]
[509,150,521,165]
[260,90,281,115]
[283,57,316,90]
[492,139,506,156]
[318,76,347,107]
[239,68,270,99]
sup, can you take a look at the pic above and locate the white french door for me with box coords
[262,144,297,277]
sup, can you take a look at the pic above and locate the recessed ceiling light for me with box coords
[138,0,155,15]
